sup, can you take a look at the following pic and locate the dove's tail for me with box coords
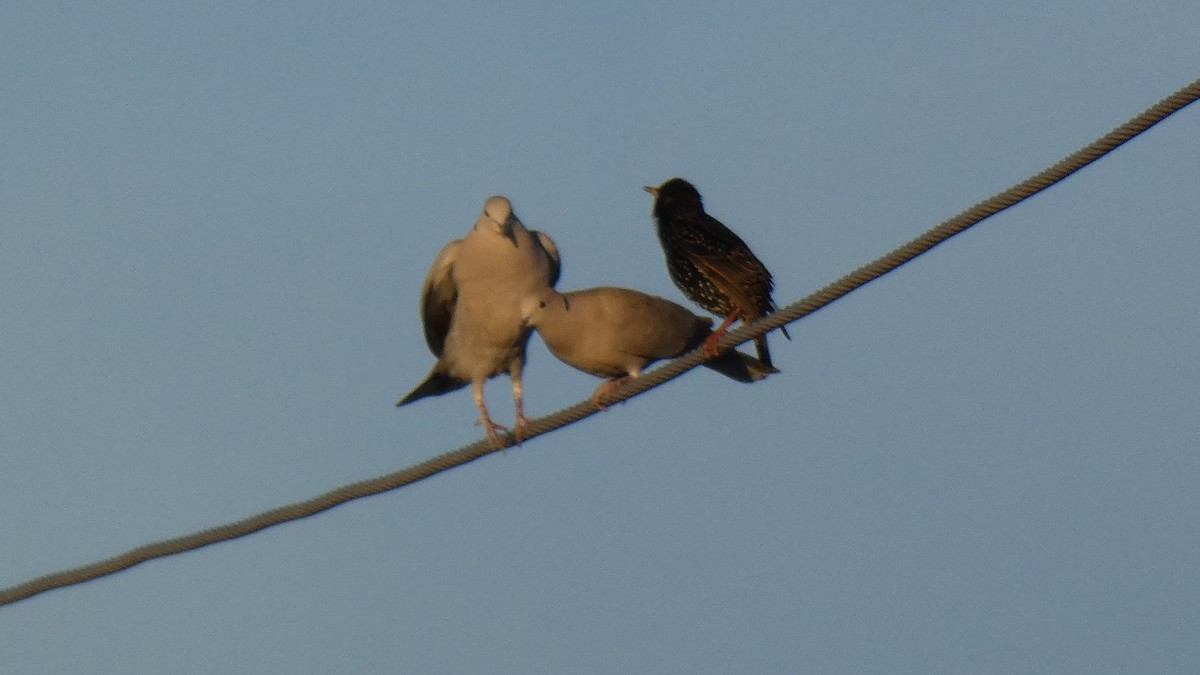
[703,349,779,383]
[396,369,468,406]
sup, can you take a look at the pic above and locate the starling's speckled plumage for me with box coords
[643,178,789,368]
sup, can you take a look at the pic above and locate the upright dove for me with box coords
[643,178,790,368]
[397,195,560,447]
[519,286,777,408]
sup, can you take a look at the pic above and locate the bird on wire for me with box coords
[643,177,790,368]
[397,195,560,447]
[519,286,777,409]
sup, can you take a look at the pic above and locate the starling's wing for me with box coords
[687,248,770,316]
[531,230,561,287]
[691,248,792,348]
[667,215,764,306]
[418,239,462,356]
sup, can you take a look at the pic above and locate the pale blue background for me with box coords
[3,2,1199,673]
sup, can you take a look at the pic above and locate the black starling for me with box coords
[643,177,789,368]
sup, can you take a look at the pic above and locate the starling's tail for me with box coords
[396,368,468,406]
[704,348,779,383]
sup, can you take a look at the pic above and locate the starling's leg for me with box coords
[590,376,633,410]
[511,371,531,446]
[472,380,509,449]
[701,310,741,358]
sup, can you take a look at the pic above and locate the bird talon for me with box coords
[589,393,609,411]
[701,311,739,358]
[590,376,631,410]
[701,331,726,359]
[474,417,511,449]
[473,417,510,432]
[513,416,533,445]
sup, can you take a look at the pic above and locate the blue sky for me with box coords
[2,2,1199,673]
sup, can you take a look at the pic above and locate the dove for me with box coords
[397,195,560,447]
[519,286,777,408]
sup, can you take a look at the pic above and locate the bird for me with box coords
[519,286,777,408]
[643,178,789,368]
[396,195,560,448]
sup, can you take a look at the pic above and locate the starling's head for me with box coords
[479,195,520,246]
[518,287,568,329]
[644,178,704,218]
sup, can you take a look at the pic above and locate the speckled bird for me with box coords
[643,177,789,368]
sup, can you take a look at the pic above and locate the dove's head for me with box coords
[479,195,520,246]
[519,287,568,329]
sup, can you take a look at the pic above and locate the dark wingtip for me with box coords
[703,349,780,383]
[395,370,468,407]
[753,336,774,370]
[746,358,781,382]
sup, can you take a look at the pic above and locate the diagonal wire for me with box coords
[2,76,1198,608]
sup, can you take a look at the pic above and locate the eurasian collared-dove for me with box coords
[519,286,777,408]
[643,178,790,368]
[397,195,560,447]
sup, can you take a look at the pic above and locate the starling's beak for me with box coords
[642,186,659,198]
[500,215,520,247]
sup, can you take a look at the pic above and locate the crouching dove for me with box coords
[397,195,560,447]
[519,286,777,408]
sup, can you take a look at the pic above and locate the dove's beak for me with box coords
[500,215,520,247]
